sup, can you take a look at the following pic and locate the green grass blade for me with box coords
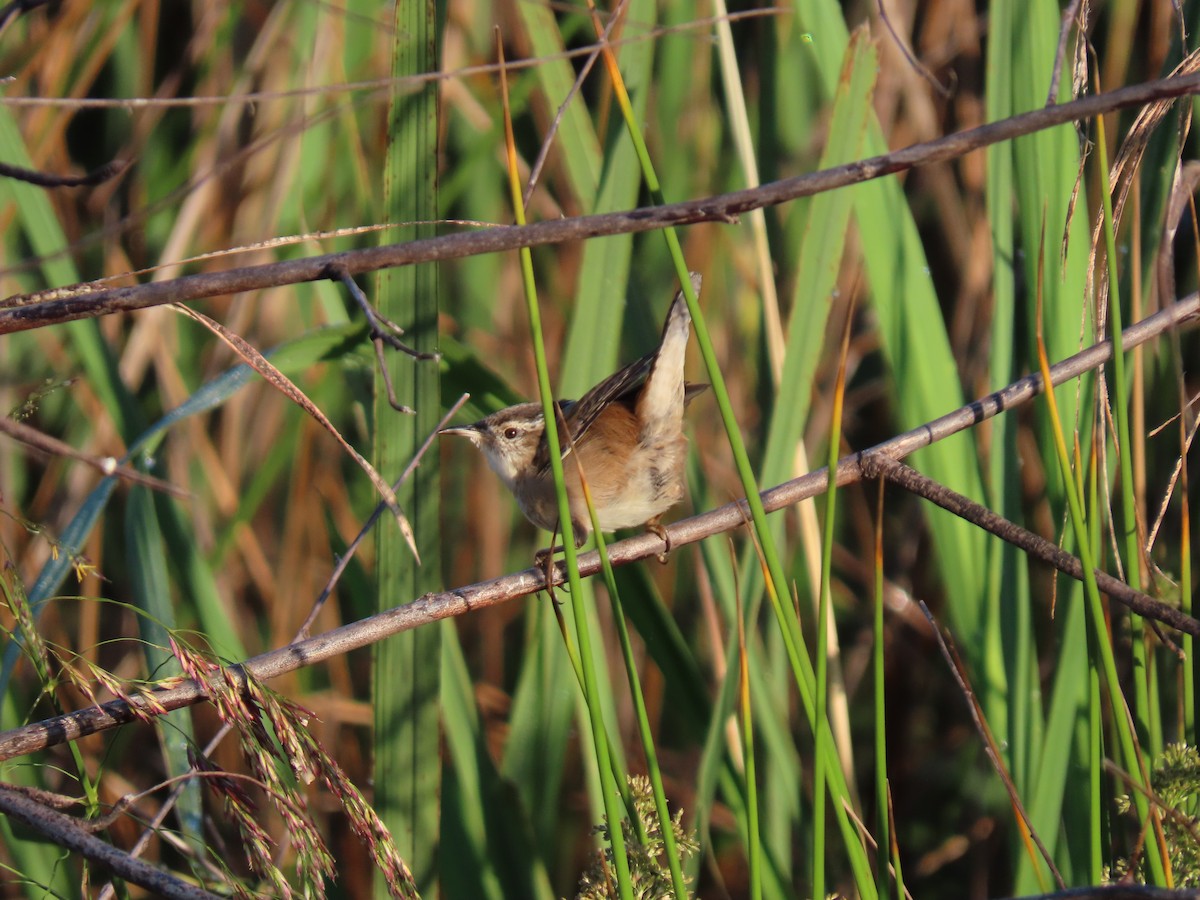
[871,481,899,897]
[1096,114,1155,759]
[588,518,688,898]
[757,29,874,494]
[501,602,577,859]
[124,486,205,858]
[557,0,655,401]
[372,2,443,895]
[441,626,555,900]
[1037,310,1166,886]
[736,597,762,900]
[985,1,1053,886]
[500,42,635,895]
[983,0,1035,796]
[814,301,853,897]
[600,14,876,891]
[791,0,988,652]
[0,106,144,441]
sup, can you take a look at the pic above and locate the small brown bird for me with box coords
[440,274,706,554]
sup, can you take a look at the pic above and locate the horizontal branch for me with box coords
[0,294,1196,762]
[2,71,1199,334]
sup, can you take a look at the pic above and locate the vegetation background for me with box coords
[0,0,1197,898]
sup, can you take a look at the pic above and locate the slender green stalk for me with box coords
[547,596,641,834]
[814,296,853,896]
[872,480,892,899]
[589,11,876,894]
[1183,505,1194,745]
[1035,295,1167,886]
[1087,445,1104,884]
[1095,109,1154,759]
[585,510,688,897]
[516,219,634,900]
[126,488,204,856]
[498,41,634,900]
[736,592,762,900]
[441,635,529,900]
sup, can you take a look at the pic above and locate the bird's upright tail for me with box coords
[636,272,701,435]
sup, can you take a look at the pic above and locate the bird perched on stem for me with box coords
[440,274,707,560]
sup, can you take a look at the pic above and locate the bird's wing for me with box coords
[532,352,653,475]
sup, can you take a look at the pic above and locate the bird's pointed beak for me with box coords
[438,423,484,445]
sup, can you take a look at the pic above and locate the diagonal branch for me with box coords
[861,454,1193,635]
[0,415,187,496]
[1,72,1199,334]
[915,600,1065,889]
[0,294,1196,763]
[0,784,221,899]
[171,304,421,562]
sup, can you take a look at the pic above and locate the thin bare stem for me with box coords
[295,393,469,640]
[0,784,220,899]
[861,454,1195,636]
[0,416,188,497]
[522,0,628,209]
[333,267,439,415]
[0,158,127,188]
[916,600,1065,887]
[1046,0,1084,105]
[875,0,950,98]
[170,303,420,562]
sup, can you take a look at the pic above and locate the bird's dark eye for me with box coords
[503,427,520,440]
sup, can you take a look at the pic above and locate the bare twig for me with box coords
[170,303,420,562]
[1145,402,1199,564]
[522,0,628,208]
[1046,0,1084,106]
[0,784,221,899]
[0,0,50,38]
[0,415,188,497]
[0,158,128,188]
[295,393,470,640]
[333,268,438,414]
[875,0,950,98]
[3,73,1199,334]
[915,601,1065,889]
[861,454,1197,636]
[0,294,1196,762]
